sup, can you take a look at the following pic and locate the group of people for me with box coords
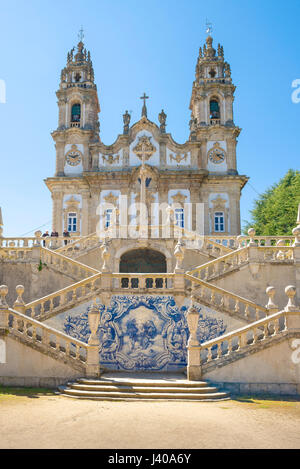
[42,229,71,246]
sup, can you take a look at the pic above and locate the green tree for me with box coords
[244,169,300,235]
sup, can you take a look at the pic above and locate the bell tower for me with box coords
[189,33,240,175]
[52,35,100,177]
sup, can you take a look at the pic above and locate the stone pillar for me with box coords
[0,285,9,330]
[86,301,100,378]
[226,138,237,174]
[55,141,65,177]
[187,283,201,381]
[81,191,90,236]
[52,192,63,234]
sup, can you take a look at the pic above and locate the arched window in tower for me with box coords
[71,103,81,123]
[209,99,220,122]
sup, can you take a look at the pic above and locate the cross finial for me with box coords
[78,26,84,43]
[205,19,213,36]
[140,92,149,118]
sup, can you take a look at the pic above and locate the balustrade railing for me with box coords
[185,273,268,321]
[200,310,287,366]
[25,273,102,320]
[111,273,175,291]
[7,308,88,367]
[40,248,99,280]
[187,247,249,281]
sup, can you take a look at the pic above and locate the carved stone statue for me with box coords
[158,109,167,133]
[123,110,131,134]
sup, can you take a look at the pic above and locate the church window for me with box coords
[210,99,220,119]
[214,212,225,232]
[209,68,216,78]
[71,103,81,122]
[105,209,113,228]
[68,212,77,232]
[75,73,81,82]
[175,208,184,228]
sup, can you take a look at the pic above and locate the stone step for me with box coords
[68,383,219,394]
[77,378,210,388]
[59,387,228,401]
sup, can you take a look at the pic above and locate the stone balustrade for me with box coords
[0,237,37,248]
[0,285,101,377]
[0,247,34,262]
[200,309,287,367]
[185,273,268,321]
[56,232,100,258]
[7,308,88,370]
[25,273,102,320]
[187,247,249,281]
[40,247,99,280]
[111,273,176,291]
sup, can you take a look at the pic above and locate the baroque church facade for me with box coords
[45,34,248,241]
[1,32,299,398]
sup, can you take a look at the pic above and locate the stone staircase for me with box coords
[58,373,229,401]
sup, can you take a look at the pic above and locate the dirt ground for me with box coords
[1,390,300,449]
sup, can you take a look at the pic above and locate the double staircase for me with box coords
[59,373,229,402]
[1,228,298,401]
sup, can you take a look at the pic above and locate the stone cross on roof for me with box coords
[78,26,84,43]
[140,92,149,118]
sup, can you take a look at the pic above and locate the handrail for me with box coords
[7,307,88,367]
[185,273,268,320]
[199,309,287,366]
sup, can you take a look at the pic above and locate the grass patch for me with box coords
[233,395,300,408]
[0,386,54,399]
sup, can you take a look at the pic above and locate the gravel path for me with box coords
[1,394,300,449]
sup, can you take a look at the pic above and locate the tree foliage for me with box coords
[244,170,300,235]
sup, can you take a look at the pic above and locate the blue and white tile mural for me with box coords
[63,295,227,372]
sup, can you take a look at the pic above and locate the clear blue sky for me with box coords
[0,0,299,236]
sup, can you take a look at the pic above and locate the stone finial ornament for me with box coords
[247,228,256,246]
[292,226,300,247]
[0,285,8,307]
[174,239,185,272]
[265,286,278,312]
[285,285,298,312]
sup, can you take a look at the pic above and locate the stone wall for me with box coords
[0,262,76,305]
[0,335,82,388]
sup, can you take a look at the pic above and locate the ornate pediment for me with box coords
[133,135,156,162]
[171,191,187,205]
[211,195,227,210]
[103,192,118,206]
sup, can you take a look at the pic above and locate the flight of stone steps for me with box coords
[58,374,229,402]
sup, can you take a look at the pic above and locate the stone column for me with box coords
[81,191,90,236]
[52,192,63,234]
[187,283,201,381]
[55,141,65,177]
[226,138,237,174]
[86,301,100,378]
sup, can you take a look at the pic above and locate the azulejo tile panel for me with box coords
[63,295,226,371]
